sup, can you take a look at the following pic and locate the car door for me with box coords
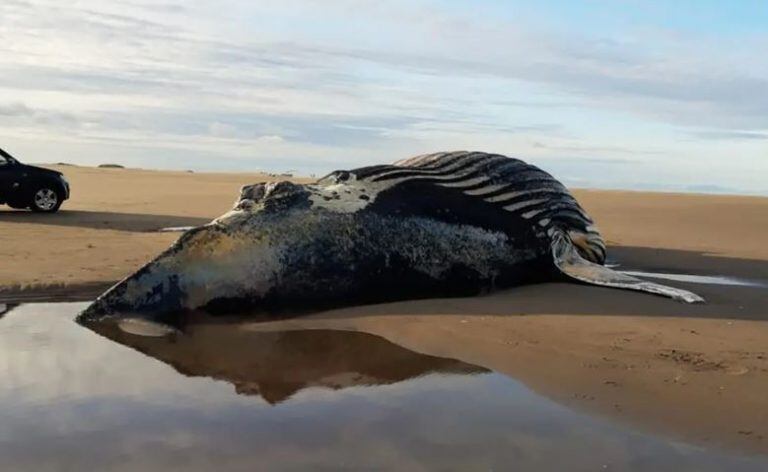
[0,154,14,200]
[0,155,27,203]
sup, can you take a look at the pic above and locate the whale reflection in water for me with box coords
[82,319,489,404]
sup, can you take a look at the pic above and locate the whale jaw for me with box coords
[77,260,188,326]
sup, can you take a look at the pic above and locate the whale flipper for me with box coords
[551,231,704,304]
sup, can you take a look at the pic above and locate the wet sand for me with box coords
[1,164,767,453]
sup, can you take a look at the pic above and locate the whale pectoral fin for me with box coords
[551,233,705,304]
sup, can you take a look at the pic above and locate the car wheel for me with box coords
[29,187,62,213]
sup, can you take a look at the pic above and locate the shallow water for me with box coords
[1,303,767,471]
[158,226,196,233]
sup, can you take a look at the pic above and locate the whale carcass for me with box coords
[79,151,703,325]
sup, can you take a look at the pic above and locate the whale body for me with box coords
[79,151,703,325]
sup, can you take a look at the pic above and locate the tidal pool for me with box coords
[1,302,766,471]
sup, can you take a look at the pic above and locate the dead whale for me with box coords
[79,151,703,325]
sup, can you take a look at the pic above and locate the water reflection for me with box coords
[1,302,767,471]
[86,320,488,404]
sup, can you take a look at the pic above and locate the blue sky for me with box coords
[0,1,766,194]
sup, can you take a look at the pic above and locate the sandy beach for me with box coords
[1,164,767,454]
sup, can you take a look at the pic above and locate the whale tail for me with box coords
[551,230,704,304]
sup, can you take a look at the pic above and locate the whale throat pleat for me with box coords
[380,152,595,230]
[361,151,607,265]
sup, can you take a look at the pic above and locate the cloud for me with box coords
[0,0,765,192]
[691,130,768,141]
[0,103,35,117]
[530,141,660,156]
[207,122,285,144]
[0,102,82,128]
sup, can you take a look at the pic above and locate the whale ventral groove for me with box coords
[78,151,704,325]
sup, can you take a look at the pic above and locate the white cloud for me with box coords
[0,0,765,192]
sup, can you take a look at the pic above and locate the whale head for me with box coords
[77,181,317,326]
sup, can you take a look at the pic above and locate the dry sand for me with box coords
[1,164,767,454]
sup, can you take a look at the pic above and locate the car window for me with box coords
[0,156,7,166]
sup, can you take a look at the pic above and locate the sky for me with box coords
[0,0,766,194]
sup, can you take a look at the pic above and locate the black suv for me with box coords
[0,147,70,212]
